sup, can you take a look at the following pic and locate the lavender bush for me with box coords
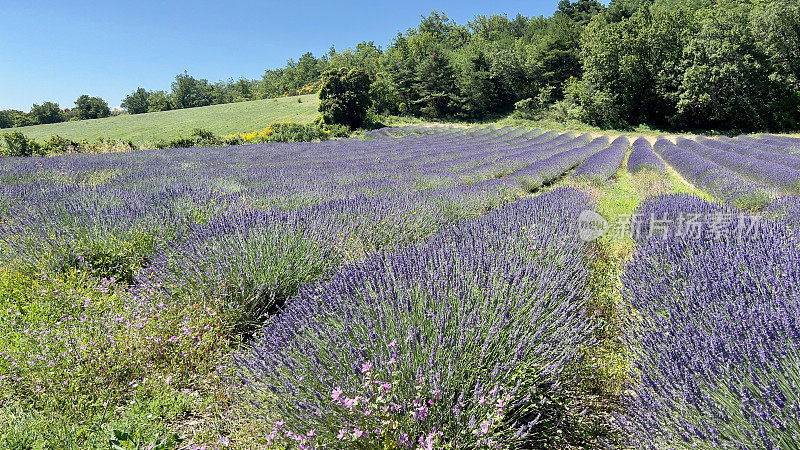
[514,137,610,191]
[676,137,800,194]
[572,136,630,182]
[231,188,597,448]
[621,194,800,448]
[653,139,773,209]
[627,137,665,173]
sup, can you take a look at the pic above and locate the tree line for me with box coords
[0,95,111,128]
[4,0,799,133]
[321,0,799,132]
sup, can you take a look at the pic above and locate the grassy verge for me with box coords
[0,256,231,448]
[554,149,713,446]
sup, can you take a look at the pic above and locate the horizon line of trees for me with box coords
[4,0,799,133]
[0,95,112,129]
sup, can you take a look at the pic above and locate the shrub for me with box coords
[1,131,43,157]
[231,188,597,448]
[319,67,373,129]
[514,98,540,120]
[226,122,350,144]
[164,137,196,149]
[85,137,137,154]
[188,128,220,146]
[42,135,79,154]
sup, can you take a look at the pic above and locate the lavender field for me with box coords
[1,126,799,448]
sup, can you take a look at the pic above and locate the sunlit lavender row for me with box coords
[231,187,597,448]
[3,125,800,448]
[621,194,800,448]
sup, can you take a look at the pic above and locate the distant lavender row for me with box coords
[627,137,665,173]
[677,137,800,193]
[741,134,800,152]
[2,127,600,327]
[698,136,800,171]
[653,139,773,209]
[513,136,610,191]
[621,194,800,448]
[232,187,596,448]
[571,136,629,181]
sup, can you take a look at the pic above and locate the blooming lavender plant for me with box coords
[514,136,610,191]
[572,136,630,182]
[621,194,800,448]
[231,188,597,448]
[627,137,665,174]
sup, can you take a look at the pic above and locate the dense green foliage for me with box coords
[3,0,799,133]
[1,95,114,129]
[1,131,44,157]
[257,0,797,132]
[318,68,372,128]
[29,102,66,125]
[74,95,111,120]
[576,0,800,131]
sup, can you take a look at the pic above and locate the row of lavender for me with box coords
[653,139,774,209]
[0,127,620,446]
[621,193,800,448]
[231,188,598,448]
[650,135,800,208]
[1,126,618,331]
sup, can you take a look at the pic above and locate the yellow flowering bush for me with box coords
[225,121,349,144]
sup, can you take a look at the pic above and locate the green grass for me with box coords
[382,113,687,137]
[537,148,712,446]
[10,94,320,145]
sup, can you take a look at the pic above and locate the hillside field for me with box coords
[2,126,800,448]
[9,94,319,144]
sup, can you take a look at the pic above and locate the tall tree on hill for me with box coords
[74,95,110,120]
[29,102,65,124]
[121,88,151,114]
[318,67,372,128]
[171,73,212,109]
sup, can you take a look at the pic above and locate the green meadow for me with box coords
[10,94,319,145]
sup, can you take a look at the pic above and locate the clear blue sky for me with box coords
[0,1,564,111]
